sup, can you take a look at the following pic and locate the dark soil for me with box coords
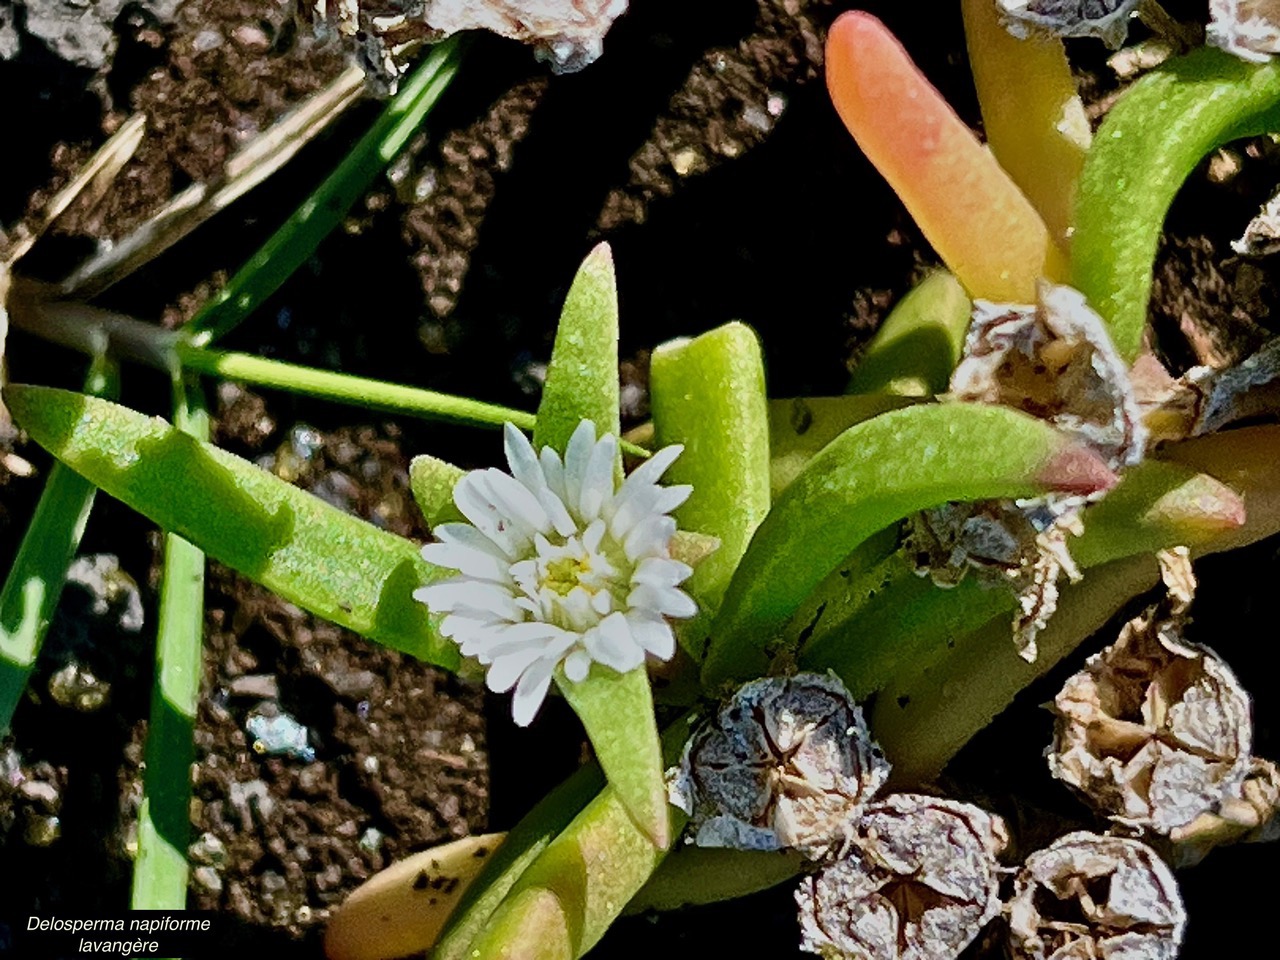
[1,0,1278,957]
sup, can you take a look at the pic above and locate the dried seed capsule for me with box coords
[1168,757,1280,866]
[1007,832,1186,960]
[910,281,1141,660]
[1209,0,1280,63]
[997,0,1143,48]
[1048,548,1254,834]
[795,794,1008,960]
[667,673,889,860]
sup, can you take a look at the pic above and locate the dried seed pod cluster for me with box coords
[997,0,1143,48]
[795,795,1008,960]
[909,281,1143,659]
[1048,549,1280,861]
[667,673,890,859]
[1007,832,1186,960]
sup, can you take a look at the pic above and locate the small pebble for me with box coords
[246,711,315,762]
[18,780,60,811]
[48,662,110,712]
[24,812,60,847]
[189,831,227,868]
[358,827,384,856]
[193,866,224,895]
[227,674,279,700]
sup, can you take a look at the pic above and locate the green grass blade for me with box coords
[845,271,971,398]
[701,403,1117,689]
[180,345,536,432]
[3,385,458,669]
[0,359,118,732]
[184,38,463,346]
[131,378,208,910]
[1072,47,1280,361]
[649,323,771,658]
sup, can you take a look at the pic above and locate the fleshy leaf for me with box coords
[1073,47,1280,361]
[826,10,1065,302]
[701,403,1117,690]
[649,323,771,657]
[409,454,465,527]
[556,664,668,847]
[769,395,916,497]
[845,271,971,398]
[3,384,459,669]
[532,243,621,455]
[963,0,1089,246]
[799,457,1248,697]
[532,243,666,851]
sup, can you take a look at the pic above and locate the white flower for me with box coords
[414,420,697,726]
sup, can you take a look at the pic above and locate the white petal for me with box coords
[539,446,567,502]
[608,483,693,540]
[632,557,693,588]
[453,474,526,558]
[579,432,618,522]
[503,423,544,494]
[421,541,508,583]
[539,486,577,538]
[563,420,598,519]
[563,648,593,682]
[477,469,551,539]
[486,646,551,693]
[584,611,645,673]
[628,582,698,619]
[482,621,573,659]
[511,656,559,726]
[627,611,677,660]
[581,518,606,555]
[434,523,512,559]
[624,515,677,562]
[590,589,613,616]
[624,443,683,488]
[417,580,524,621]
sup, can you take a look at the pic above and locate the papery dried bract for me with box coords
[423,0,626,72]
[1008,832,1185,960]
[1048,548,1254,834]
[667,673,889,859]
[997,0,1142,48]
[1168,757,1280,865]
[1209,0,1280,63]
[795,794,1007,960]
[910,282,1141,659]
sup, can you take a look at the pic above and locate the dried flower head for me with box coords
[1169,757,1280,866]
[667,673,890,859]
[795,794,1008,960]
[1209,0,1280,63]
[910,282,1141,660]
[997,0,1143,48]
[1007,832,1186,960]
[415,420,695,726]
[1048,548,1255,834]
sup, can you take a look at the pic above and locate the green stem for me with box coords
[183,38,464,347]
[179,343,536,432]
[131,377,209,911]
[0,357,118,733]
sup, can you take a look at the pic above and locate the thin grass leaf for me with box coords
[1073,47,1280,361]
[701,403,1118,690]
[649,323,770,658]
[531,243,667,847]
[180,345,537,432]
[131,377,208,910]
[184,39,463,347]
[0,359,118,732]
[845,271,971,398]
[3,385,458,669]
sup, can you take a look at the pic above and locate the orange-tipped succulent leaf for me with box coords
[826,11,1066,302]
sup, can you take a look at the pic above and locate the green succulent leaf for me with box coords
[846,270,971,398]
[409,454,465,527]
[650,322,771,657]
[3,384,458,669]
[701,402,1117,689]
[1073,47,1280,361]
[531,243,666,851]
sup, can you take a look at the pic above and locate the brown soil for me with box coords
[1,0,1278,957]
